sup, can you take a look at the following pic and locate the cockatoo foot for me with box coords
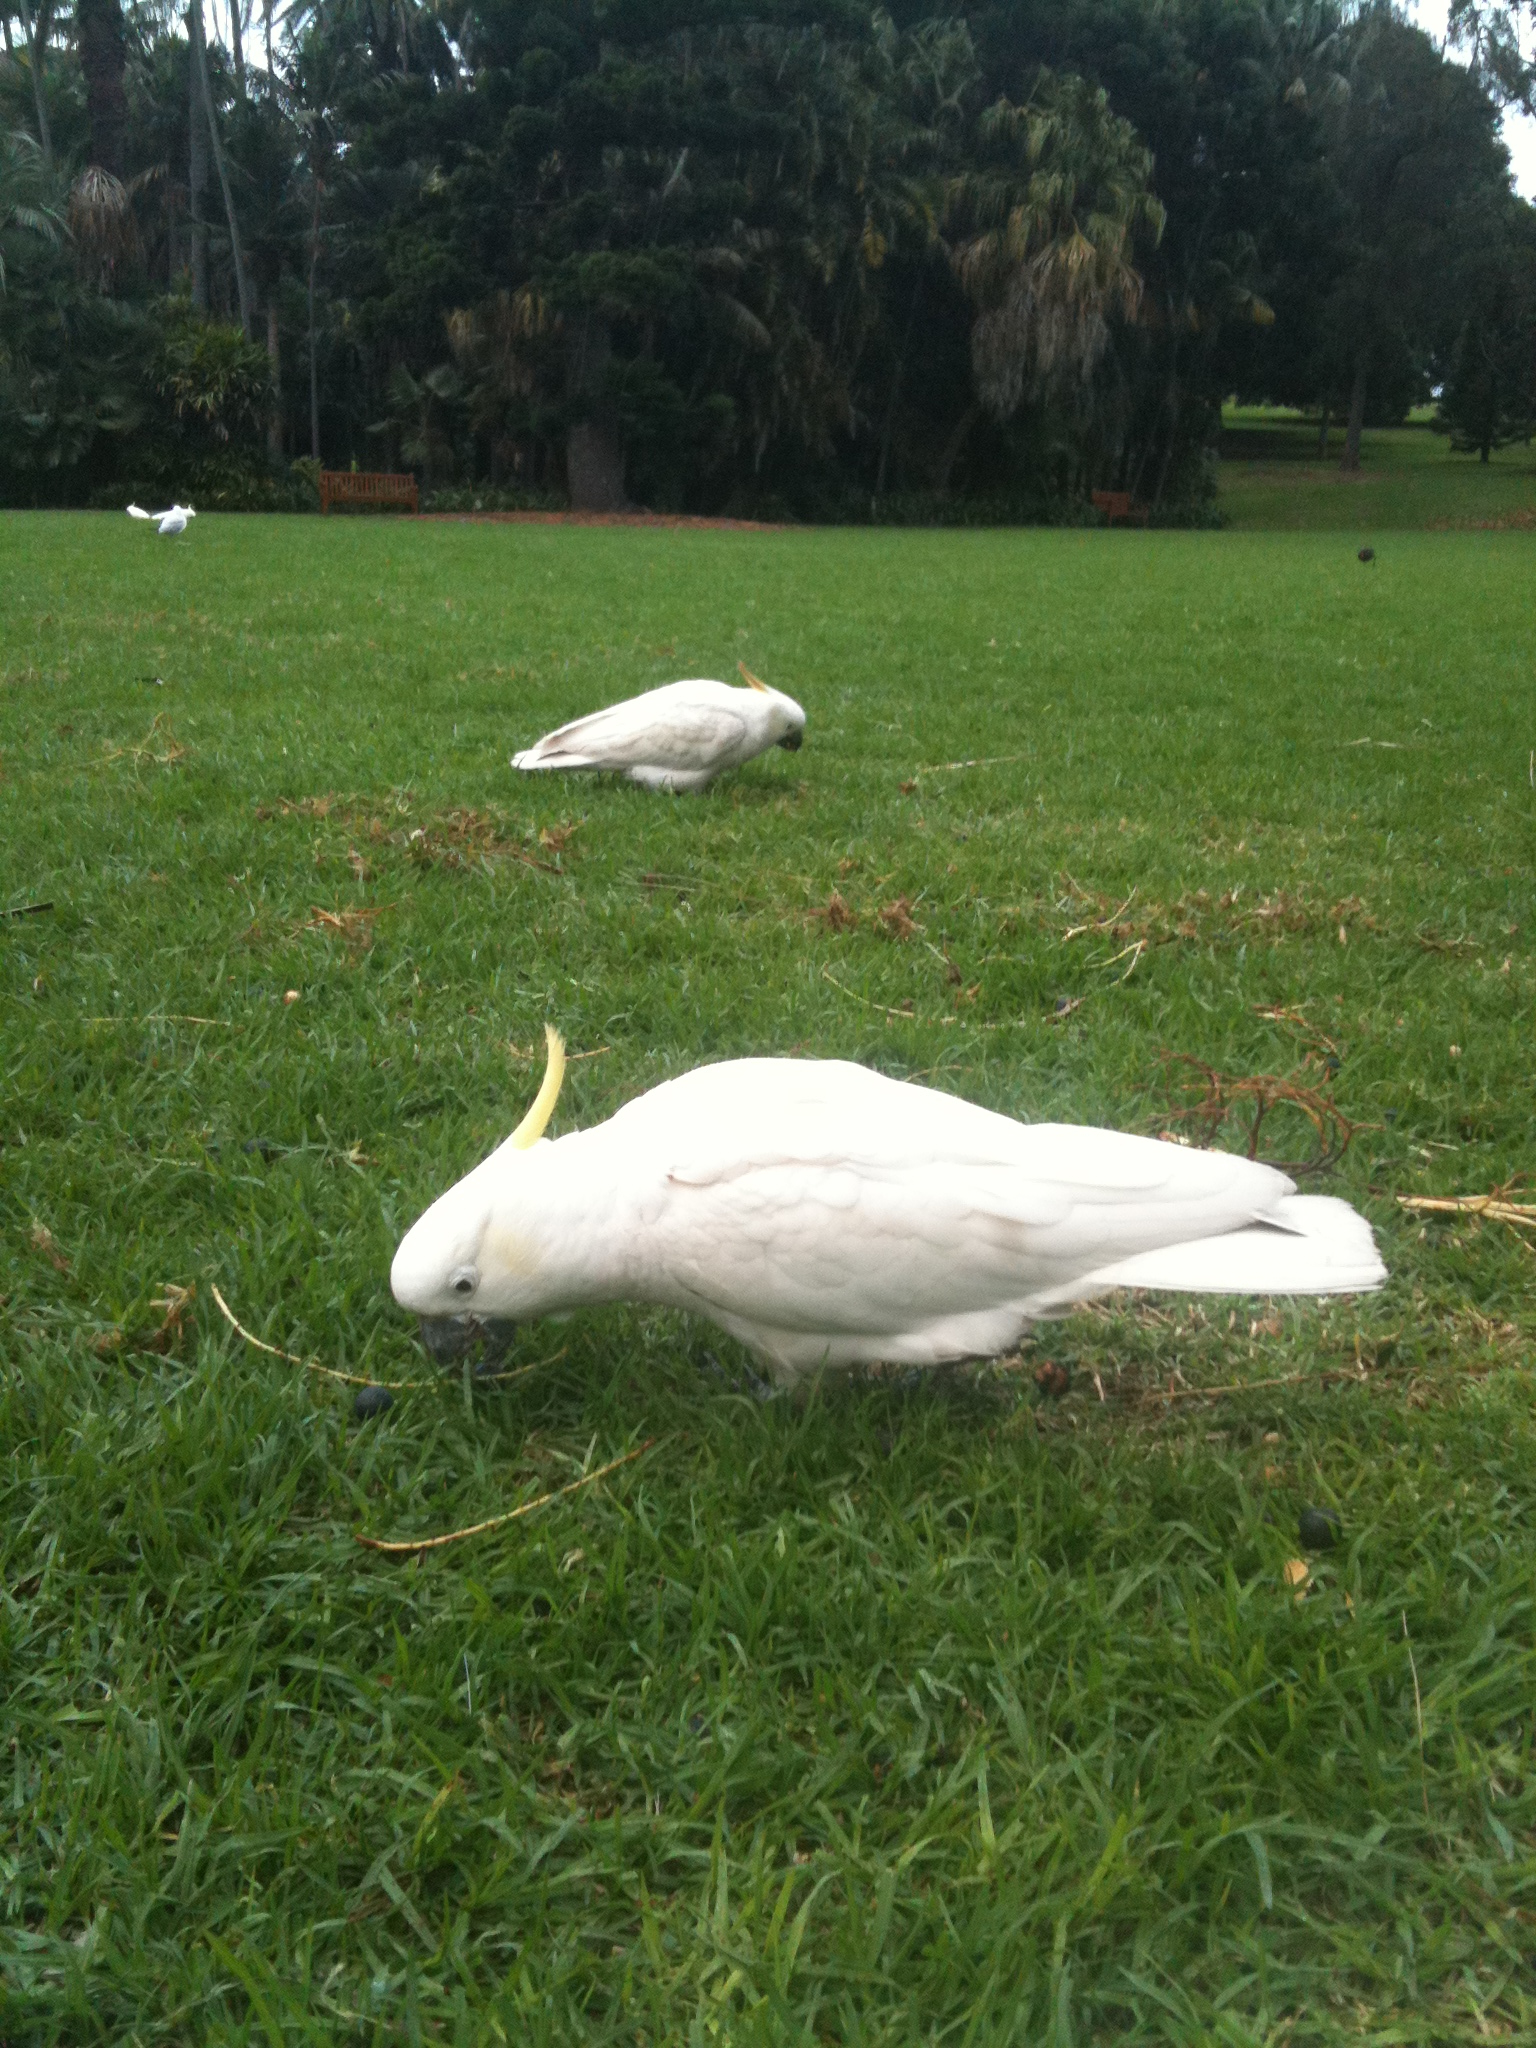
[697,1350,779,1402]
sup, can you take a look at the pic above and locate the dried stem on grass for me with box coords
[300,904,394,952]
[99,714,187,768]
[355,1439,658,1555]
[1398,1188,1536,1243]
[210,1284,564,1392]
[1154,1053,1365,1173]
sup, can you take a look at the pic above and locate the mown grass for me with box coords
[2,510,1534,2045]
[1218,411,1536,530]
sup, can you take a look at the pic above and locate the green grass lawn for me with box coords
[2,511,1534,2045]
[1218,410,1536,530]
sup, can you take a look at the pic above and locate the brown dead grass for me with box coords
[876,896,920,940]
[808,891,858,933]
[255,793,574,877]
[1059,877,1377,952]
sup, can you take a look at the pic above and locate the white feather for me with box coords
[391,1058,1387,1381]
[513,678,805,790]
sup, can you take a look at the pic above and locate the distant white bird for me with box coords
[512,665,805,792]
[127,503,196,536]
[392,1031,1387,1383]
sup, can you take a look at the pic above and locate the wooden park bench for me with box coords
[1091,489,1149,527]
[319,470,419,515]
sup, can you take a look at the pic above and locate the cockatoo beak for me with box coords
[777,730,802,751]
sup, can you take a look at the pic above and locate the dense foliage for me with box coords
[0,0,1531,514]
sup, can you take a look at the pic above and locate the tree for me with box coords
[944,71,1163,488]
[1437,197,1536,459]
[1321,9,1511,470]
[75,0,128,176]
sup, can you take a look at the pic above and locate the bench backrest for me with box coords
[319,470,419,513]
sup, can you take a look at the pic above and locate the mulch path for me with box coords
[418,509,788,532]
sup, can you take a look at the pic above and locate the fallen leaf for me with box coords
[30,1224,70,1274]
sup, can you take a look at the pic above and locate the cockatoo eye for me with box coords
[450,1265,479,1297]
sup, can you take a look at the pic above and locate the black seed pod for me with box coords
[1299,1505,1341,1550]
[354,1384,394,1421]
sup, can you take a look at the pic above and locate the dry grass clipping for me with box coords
[210,1283,565,1393]
[100,713,187,769]
[255,793,569,876]
[1059,877,1376,953]
[1153,1052,1366,1173]
[354,1439,658,1556]
[809,891,858,933]
[301,903,392,953]
[1398,1187,1536,1246]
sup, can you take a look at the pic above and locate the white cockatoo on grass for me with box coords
[391,1030,1387,1383]
[512,665,805,792]
[127,503,196,536]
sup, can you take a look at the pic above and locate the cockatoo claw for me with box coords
[698,1350,780,1402]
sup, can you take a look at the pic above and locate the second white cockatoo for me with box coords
[512,666,805,792]
[127,503,196,536]
[391,1031,1387,1383]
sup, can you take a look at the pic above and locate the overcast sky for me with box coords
[1410,0,1536,192]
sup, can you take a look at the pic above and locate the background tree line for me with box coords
[2,0,1533,516]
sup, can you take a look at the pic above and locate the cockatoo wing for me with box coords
[600,1060,1310,1344]
[514,682,749,775]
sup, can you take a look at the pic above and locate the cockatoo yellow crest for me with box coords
[392,1041,1387,1382]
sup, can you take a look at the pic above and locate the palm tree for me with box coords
[945,75,1165,426]
[0,125,63,288]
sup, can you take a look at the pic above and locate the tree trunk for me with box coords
[189,14,210,311]
[564,315,627,511]
[267,296,284,462]
[567,420,627,512]
[189,1,255,337]
[228,0,245,95]
[1316,401,1330,459]
[308,175,322,460]
[1480,441,1491,463]
[263,0,272,72]
[934,401,980,496]
[76,0,128,176]
[18,0,54,165]
[1340,355,1367,473]
[875,264,926,500]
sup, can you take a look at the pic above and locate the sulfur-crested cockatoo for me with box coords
[512,665,805,792]
[127,503,196,536]
[391,1030,1387,1383]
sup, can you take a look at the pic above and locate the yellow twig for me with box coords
[355,1439,658,1555]
[1146,1363,1371,1402]
[1398,1193,1536,1234]
[1062,887,1138,941]
[910,752,1030,777]
[821,964,930,1022]
[209,1283,564,1392]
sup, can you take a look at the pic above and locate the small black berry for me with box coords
[1299,1505,1341,1550]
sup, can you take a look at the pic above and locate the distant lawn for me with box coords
[1219,408,1536,530]
[2,512,1534,2044]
